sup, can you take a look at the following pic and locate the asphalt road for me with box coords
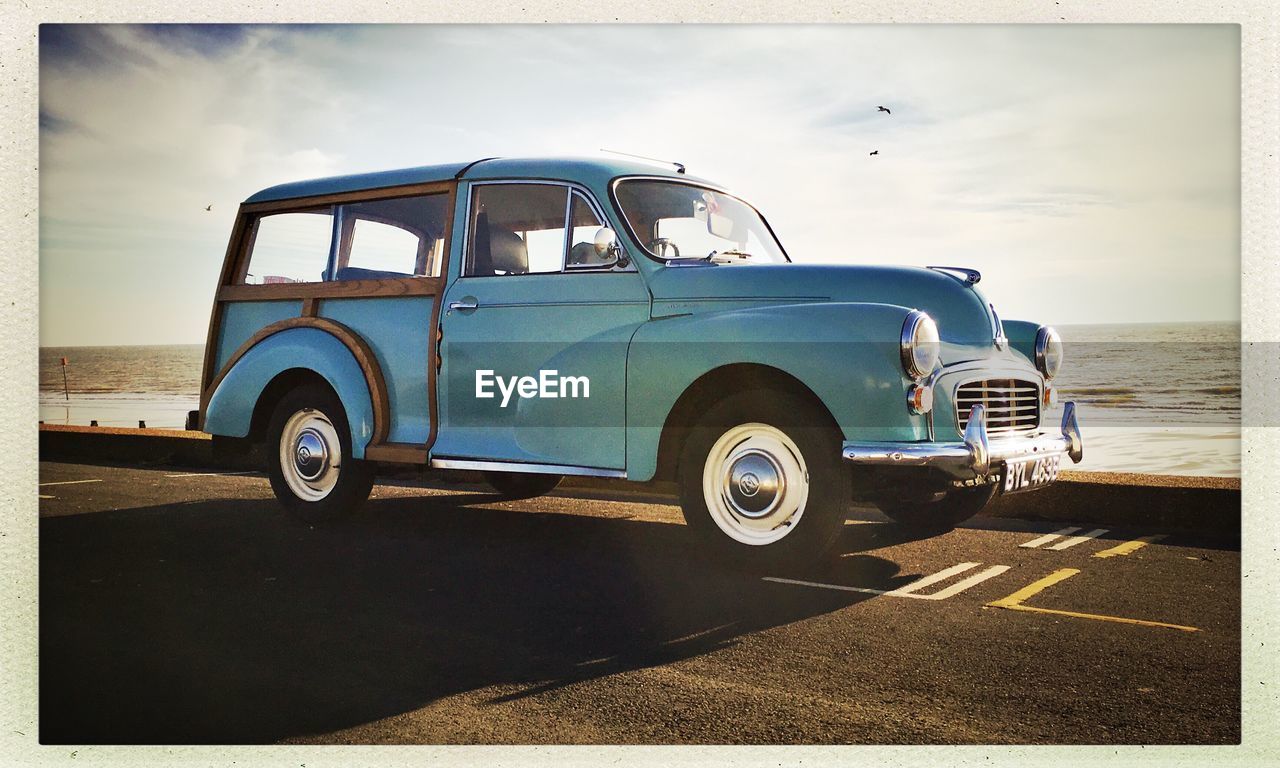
[38,460,1240,745]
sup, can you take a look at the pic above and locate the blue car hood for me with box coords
[646,263,1002,347]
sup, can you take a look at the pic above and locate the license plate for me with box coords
[1002,454,1062,494]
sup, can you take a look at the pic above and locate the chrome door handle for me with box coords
[448,299,478,312]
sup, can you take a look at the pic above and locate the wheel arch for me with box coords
[247,368,337,442]
[203,324,382,458]
[653,362,841,483]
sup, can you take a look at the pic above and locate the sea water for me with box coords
[39,322,1241,477]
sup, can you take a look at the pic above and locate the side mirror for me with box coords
[593,227,629,268]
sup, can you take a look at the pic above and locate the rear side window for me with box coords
[347,220,419,273]
[335,193,450,280]
[243,210,333,284]
[241,192,450,284]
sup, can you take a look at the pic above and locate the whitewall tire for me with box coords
[679,390,849,569]
[266,383,374,522]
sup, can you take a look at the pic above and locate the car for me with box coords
[194,155,1083,567]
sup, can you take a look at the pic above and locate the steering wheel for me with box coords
[647,238,681,259]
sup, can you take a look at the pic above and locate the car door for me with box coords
[433,180,651,472]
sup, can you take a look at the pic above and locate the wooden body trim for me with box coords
[202,316,392,446]
[241,181,454,215]
[364,443,430,464]
[199,213,253,418]
[423,183,457,457]
[198,180,459,464]
[217,276,442,302]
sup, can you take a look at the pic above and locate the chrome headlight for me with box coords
[900,310,940,380]
[1035,325,1063,380]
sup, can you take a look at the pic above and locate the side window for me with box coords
[347,220,420,274]
[244,210,333,284]
[335,193,449,280]
[465,184,567,277]
[566,192,608,267]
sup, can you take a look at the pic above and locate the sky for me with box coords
[38,24,1240,346]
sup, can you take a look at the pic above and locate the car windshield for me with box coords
[613,179,788,264]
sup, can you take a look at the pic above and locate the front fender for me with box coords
[625,301,923,481]
[204,327,377,458]
[1002,319,1041,365]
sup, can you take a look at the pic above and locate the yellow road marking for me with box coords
[1093,535,1165,559]
[985,568,1199,632]
[987,568,1080,607]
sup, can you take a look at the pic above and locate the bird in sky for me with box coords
[877,106,891,114]
[869,150,879,156]
[205,204,212,211]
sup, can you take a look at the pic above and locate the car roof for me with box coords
[243,155,714,204]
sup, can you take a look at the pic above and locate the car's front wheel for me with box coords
[678,391,849,569]
[266,383,375,522]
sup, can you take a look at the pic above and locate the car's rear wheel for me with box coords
[266,383,374,522]
[483,471,563,499]
[678,390,849,569]
[876,484,996,532]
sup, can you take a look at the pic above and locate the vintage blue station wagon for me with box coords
[197,156,1083,566]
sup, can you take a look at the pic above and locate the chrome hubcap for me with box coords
[279,408,341,502]
[702,422,809,546]
[293,428,329,481]
[724,450,783,517]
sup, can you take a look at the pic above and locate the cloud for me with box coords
[38,110,73,134]
[38,24,1240,345]
[135,23,253,58]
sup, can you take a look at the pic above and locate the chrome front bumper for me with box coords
[841,402,1084,479]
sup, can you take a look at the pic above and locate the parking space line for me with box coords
[38,479,102,487]
[764,576,885,596]
[888,562,980,595]
[985,568,1199,632]
[1046,528,1108,550]
[164,471,258,478]
[921,565,1011,600]
[1093,535,1165,559]
[988,567,1078,605]
[764,562,1010,602]
[1019,527,1080,548]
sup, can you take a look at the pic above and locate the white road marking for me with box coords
[763,577,886,596]
[1046,528,1109,550]
[1019,526,1080,549]
[917,565,1012,600]
[764,562,1010,602]
[889,562,981,595]
[38,479,102,487]
[39,494,55,500]
[164,470,258,478]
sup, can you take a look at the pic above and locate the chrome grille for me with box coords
[955,378,1041,436]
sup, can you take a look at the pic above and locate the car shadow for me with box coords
[40,492,914,744]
